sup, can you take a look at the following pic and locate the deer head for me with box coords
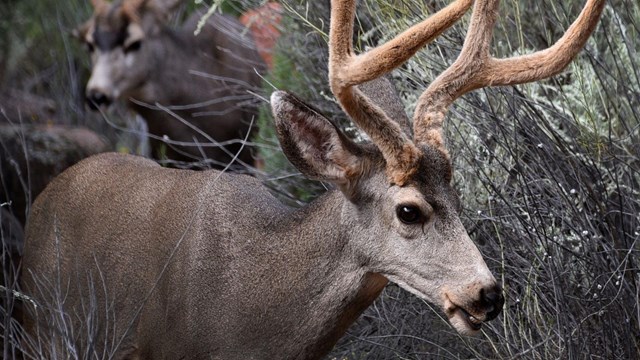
[74,0,182,109]
[271,0,604,334]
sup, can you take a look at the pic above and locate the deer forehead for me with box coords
[393,188,428,206]
[90,13,144,51]
[386,180,458,215]
[352,143,455,204]
[358,166,457,218]
[396,147,461,212]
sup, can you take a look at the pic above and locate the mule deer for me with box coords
[21,0,604,358]
[75,0,266,169]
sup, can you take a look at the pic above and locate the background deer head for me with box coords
[73,0,180,109]
[71,0,266,168]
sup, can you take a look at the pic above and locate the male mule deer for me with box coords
[22,0,604,358]
[76,0,266,169]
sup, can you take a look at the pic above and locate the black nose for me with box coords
[86,90,112,110]
[481,284,504,321]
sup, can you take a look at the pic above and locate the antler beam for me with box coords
[413,0,606,150]
[329,0,473,184]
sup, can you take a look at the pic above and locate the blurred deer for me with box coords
[75,0,266,169]
[22,0,604,358]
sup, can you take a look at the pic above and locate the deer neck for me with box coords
[264,191,389,357]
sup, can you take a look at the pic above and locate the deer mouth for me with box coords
[445,299,486,335]
[86,90,114,111]
[383,274,488,335]
[456,307,483,332]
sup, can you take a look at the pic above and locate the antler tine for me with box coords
[146,0,184,19]
[413,0,606,151]
[329,0,473,185]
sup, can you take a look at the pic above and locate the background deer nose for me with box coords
[86,90,112,110]
[481,284,504,321]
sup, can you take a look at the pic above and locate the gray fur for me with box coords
[79,3,266,169]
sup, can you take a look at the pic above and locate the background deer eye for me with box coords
[125,40,142,53]
[396,205,423,224]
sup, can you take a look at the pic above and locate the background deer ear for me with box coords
[271,91,363,185]
[72,20,93,41]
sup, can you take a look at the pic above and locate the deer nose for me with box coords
[480,284,504,321]
[86,90,112,110]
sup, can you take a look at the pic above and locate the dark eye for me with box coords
[396,205,423,224]
[85,42,95,53]
[125,40,142,53]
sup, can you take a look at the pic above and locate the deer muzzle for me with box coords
[86,89,113,110]
[444,281,504,335]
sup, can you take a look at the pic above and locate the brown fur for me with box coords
[21,127,499,360]
[21,91,502,358]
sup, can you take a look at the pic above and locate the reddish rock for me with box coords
[240,2,283,69]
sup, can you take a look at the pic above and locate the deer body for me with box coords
[24,152,393,359]
[79,1,265,169]
[22,0,604,358]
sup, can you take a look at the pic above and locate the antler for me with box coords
[328,0,605,183]
[329,0,474,185]
[91,0,179,22]
[147,0,185,19]
[413,0,606,151]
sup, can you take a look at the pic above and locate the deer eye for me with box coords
[125,40,142,53]
[85,42,95,53]
[396,205,423,224]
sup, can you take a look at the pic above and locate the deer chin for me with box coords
[447,306,483,335]
[443,296,485,336]
[384,274,486,336]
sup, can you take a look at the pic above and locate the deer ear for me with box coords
[271,91,362,185]
[72,20,93,41]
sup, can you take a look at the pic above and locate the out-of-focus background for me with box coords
[1,0,638,358]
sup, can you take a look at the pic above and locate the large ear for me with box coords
[271,91,363,185]
[72,19,93,41]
